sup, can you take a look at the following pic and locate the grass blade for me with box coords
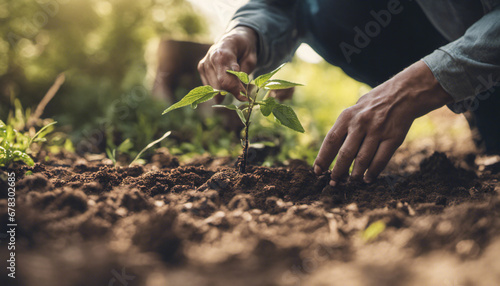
[28,121,57,148]
[130,131,171,166]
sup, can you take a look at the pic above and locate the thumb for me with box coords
[230,63,240,72]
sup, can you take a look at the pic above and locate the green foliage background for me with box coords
[1,0,207,154]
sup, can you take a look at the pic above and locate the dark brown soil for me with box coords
[0,148,499,286]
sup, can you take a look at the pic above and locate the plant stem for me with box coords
[240,121,249,173]
[239,86,256,174]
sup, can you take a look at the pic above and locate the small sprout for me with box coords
[106,139,134,166]
[0,119,57,167]
[362,220,386,242]
[163,63,304,173]
[25,171,33,176]
[27,121,57,149]
[129,131,171,166]
[106,148,117,165]
[107,132,171,167]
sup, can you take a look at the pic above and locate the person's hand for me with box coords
[198,26,258,103]
[313,60,453,186]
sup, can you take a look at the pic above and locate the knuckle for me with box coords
[340,108,353,118]
[355,111,371,125]
[325,129,341,145]
[219,76,239,92]
[246,53,257,67]
[217,72,225,83]
[337,148,353,160]
[370,123,384,135]
[355,153,370,167]
[197,61,205,73]
[211,49,229,63]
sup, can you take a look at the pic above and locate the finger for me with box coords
[330,130,364,186]
[204,68,227,104]
[200,61,227,103]
[205,63,219,87]
[210,51,245,99]
[350,136,379,180]
[214,93,224,104]
[364,140,401,183]
[198,61,209,86]
[239,52,257,74]
[215,63,247,101]
[314,122,347,175]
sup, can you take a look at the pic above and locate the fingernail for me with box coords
[314,165,322,175]
[364,176,373,184]
[329,180,337,187]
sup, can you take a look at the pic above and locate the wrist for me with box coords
[233,26,258,42]
[396,60,454,118]
[226,26,258,48]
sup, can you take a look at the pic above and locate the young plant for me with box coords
[0,74,64,167]
[162,64,304,173]
[106,131,172,166]
[0,119,57,167]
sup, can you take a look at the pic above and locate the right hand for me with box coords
[198,26,258,103]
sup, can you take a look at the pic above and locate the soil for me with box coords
[1,146,499,286]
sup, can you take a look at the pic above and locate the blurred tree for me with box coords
[0,0,207,151]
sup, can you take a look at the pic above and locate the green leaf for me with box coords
[264,80,303,90]
[28,121,57,148]
[256,87,269,100]
[0,146,9,166]
[236,109,246,125]
[362,220,386,242]
[212,104,238,111]
[162,86,218,115]
[259,97,277,117]
[106,148,116,165]
[12,150,34,166]
[191,92,217,109]
[117,138,133,153]
[130,131,171,166]
[272,104,305,133]
[226,70,250,84]
[254,63,285,88]
[212,104,247,124]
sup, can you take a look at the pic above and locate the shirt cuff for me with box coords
[422,49,476,103]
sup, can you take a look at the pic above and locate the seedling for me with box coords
[0,74,63,167]
[106,131,172,166]
[0,120,57,167]
[162,64,304,173]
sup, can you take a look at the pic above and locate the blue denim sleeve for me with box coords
[423,6,500,107]
[226,0,302,75]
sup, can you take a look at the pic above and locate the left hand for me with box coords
[313,60,453,186]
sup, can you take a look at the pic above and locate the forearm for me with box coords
[422,6,500,111]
